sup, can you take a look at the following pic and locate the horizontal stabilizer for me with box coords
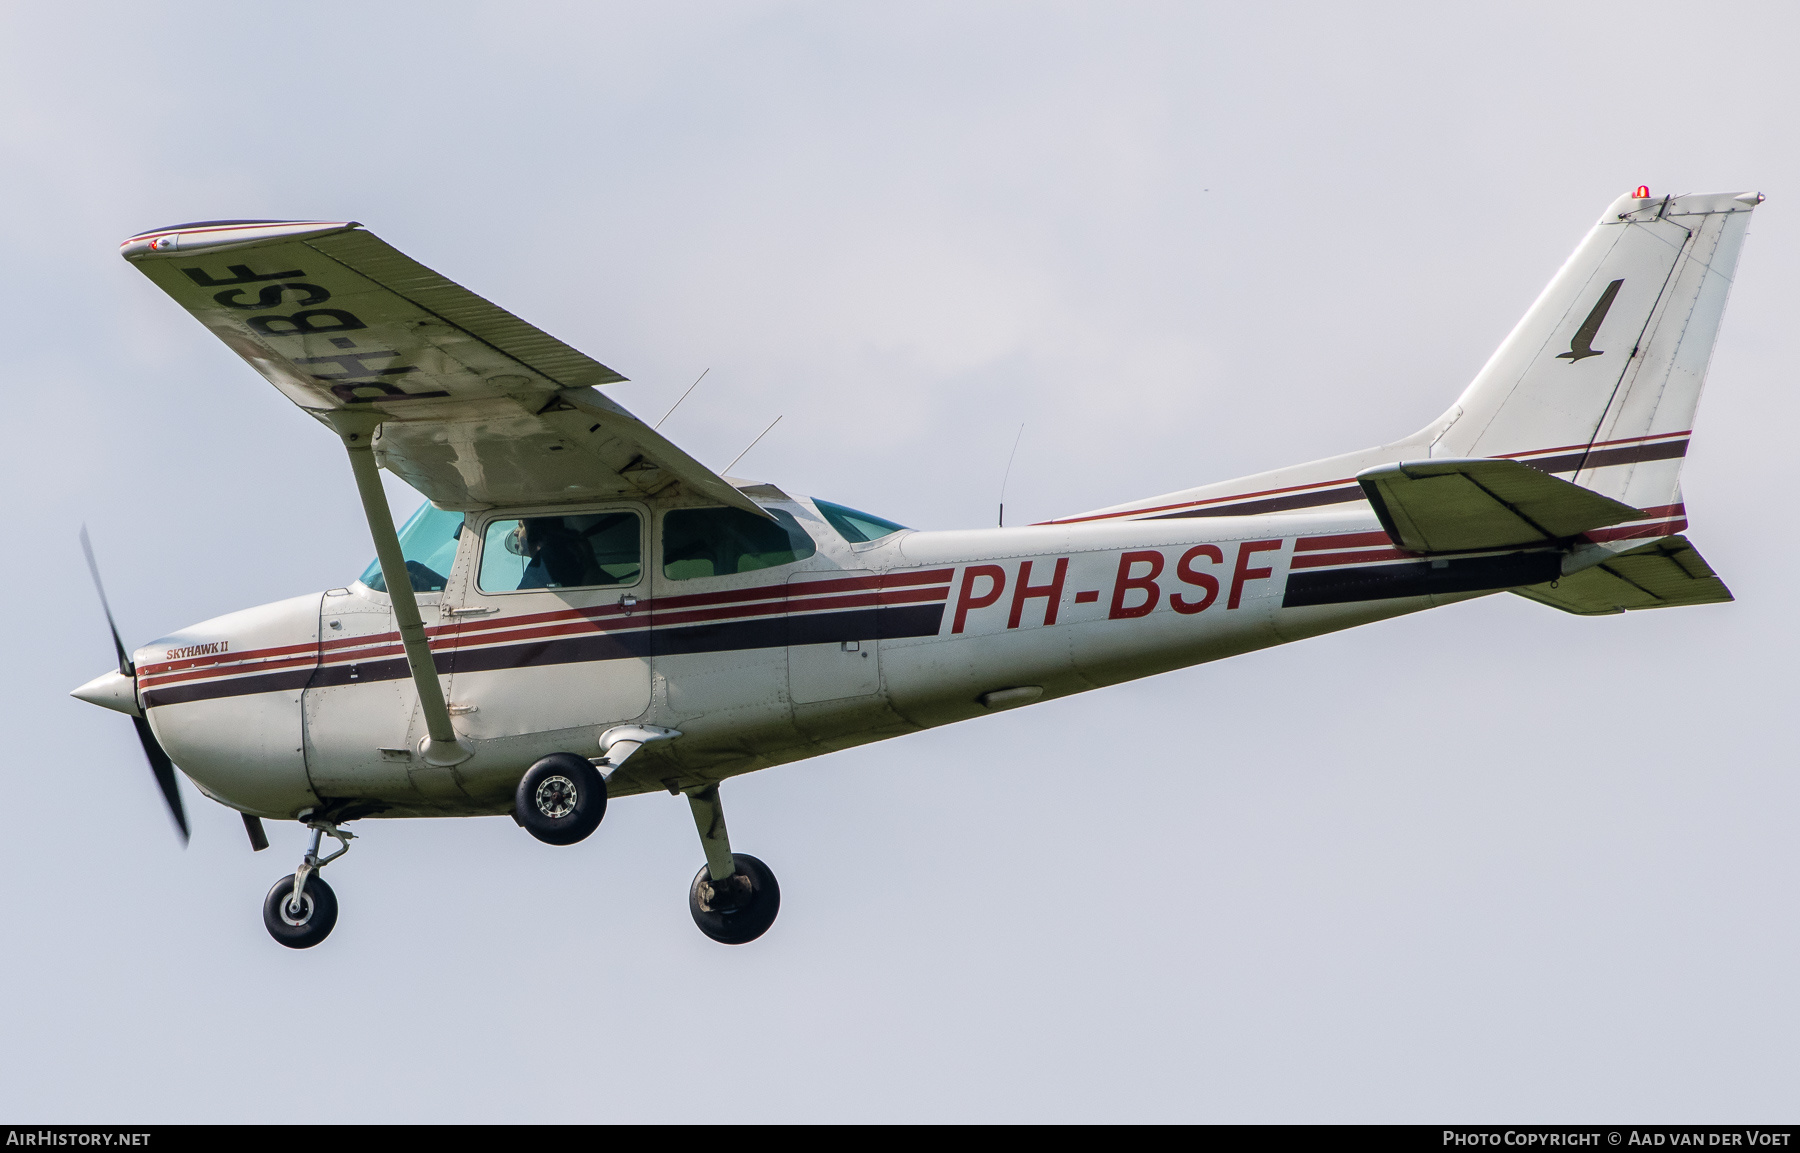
[1356,458,1641,553]
[1512,535,1732,616]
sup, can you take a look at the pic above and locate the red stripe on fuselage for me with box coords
[1293,531,1394,552]
[1289,548,1414,569]
[140,570,956,689]
[1041,431,1692,526]
[1583,518,1689,544]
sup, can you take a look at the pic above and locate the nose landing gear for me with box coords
[262,819,355,949]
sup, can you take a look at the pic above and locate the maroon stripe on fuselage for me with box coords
[1584,518,1689,543]
[1294,530,1394,552]
[139,569,957,693]
[1290,547,1414,569]
[142,601,948,709]
[1049,432,1691,525]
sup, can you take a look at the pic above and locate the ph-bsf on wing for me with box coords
[95,219,794,945]
[120,220,765,517]
[75,193,1759,950]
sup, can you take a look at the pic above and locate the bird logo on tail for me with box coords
[1557,278,1624,363]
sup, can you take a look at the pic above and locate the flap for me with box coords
[1511,535,1733,616]
[121,220,766,516]
[1356,457,1641,553]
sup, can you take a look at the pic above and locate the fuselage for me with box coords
[97,190,1754,832]
[128,487,1498,823]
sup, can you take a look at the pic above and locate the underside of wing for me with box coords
[122,220,763,515]
[1512,535,1733,615]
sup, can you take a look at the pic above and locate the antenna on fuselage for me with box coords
[998,423,1025,527]
[724,415,783,476]
[654,367,710,430]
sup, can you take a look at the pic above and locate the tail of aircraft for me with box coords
[1428,188,1760,513]
[1058,188,1762,559]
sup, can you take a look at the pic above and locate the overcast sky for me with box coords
[2,1,1795,1122]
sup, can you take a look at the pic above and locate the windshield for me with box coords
[813,499,907,543]
[360,502,465,593]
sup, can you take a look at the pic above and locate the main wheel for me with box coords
[515,752,607,846]
[262,873,338,949]
[689,853,780,945]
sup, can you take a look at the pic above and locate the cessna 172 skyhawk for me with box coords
[73,187,1759,948]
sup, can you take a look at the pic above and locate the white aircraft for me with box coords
[74,188,1760,948]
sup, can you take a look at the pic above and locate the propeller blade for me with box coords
[79,525,133,676]
[133,715,190,843]
[82,527,188,845]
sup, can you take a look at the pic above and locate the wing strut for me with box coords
[327,412,472,768]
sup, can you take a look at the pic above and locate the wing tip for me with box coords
[121,219,360,259]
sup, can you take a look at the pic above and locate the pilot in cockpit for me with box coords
[507,519,596,589]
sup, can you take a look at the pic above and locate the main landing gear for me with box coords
[508,745,779,944]
[685,784,780,945]
[262,819,355,949]
[514,752,608,845]
[253,761,781,949]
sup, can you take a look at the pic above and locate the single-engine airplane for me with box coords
[74,188,1760,948]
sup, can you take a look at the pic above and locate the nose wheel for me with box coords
[261,819,354,949]
[263,872,338,948]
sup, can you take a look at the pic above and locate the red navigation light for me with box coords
[1635,185,1651,199]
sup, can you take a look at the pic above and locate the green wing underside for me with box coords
[1512,535,1733,616]
[128,226,764,516]
[1358,458,1642,553]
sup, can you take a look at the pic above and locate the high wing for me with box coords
[121,220,764,516]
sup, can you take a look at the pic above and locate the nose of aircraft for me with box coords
[72,668,141,717]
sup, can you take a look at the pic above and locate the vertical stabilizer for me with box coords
[1050,189,1760,531]
[1432,190,1761,513]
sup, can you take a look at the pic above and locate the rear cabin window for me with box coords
[478,512,643,592]
[361,502,464,594]
[662,507,816,581]
[813,499,907,543]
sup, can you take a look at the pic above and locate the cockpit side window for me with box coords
[478,511,643,592]
[360,502,464,593]
[813,499,908,543]
[662,506,816,580]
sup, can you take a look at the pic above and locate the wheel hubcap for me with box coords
[281,892,315,927]
[535,775,578,819]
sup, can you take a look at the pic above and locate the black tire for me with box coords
[689,853,780,945]
[262,873,338,949]
[515,752,607,846]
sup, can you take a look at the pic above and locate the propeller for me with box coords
[79,526,189,844]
